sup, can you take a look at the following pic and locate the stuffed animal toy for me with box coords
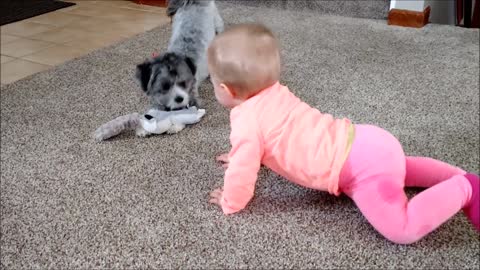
[94,106,206,142]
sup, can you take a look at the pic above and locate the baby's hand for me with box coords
[216,153,229,169]
[209,188,223,206]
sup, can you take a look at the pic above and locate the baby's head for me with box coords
[207,23,281,108]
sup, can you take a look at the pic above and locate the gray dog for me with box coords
[136,0,224,111]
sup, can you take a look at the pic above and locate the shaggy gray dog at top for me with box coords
[135,0,224,112]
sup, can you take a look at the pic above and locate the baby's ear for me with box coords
[184,56,196,76]
[135,60,152,92]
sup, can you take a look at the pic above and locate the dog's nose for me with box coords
[174,96,184,103]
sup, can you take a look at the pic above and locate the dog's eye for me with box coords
[177,81,186,88]
[162,82,171,91]
[169,69,177,76]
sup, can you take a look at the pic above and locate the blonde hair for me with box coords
[207,23,281,97]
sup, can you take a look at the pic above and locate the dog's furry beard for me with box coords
[136,52,198,111]
[135,0,223,111]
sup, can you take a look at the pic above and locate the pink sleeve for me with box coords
[220,115,263,215]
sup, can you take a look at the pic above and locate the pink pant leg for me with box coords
[405,156,466,188]
[347,174,471,244]
[340,125,472,244]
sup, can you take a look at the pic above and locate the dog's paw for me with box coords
[166,123,185,134]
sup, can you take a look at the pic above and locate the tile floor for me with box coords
[1,0,169,85]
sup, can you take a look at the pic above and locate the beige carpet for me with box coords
[230,0,390,19]
[1,2,479,269]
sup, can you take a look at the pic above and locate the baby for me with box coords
[206,23,479,244]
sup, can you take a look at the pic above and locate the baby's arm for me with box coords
[214,126,264,214]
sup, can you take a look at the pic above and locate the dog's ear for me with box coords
[135,61,152,92]
[184,56,196,76]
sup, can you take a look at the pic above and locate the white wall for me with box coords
[390,0,425,12]
[390,0,456,25]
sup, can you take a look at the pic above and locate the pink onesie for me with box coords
[220,81,474,244]
[221,82,352,213]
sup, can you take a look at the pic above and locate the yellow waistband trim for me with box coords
[343,124,355,163]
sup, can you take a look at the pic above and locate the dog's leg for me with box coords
[188,91,201,109]
[190,74,205,108]
[213,3,224,34]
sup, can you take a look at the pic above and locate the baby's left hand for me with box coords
[209,188,223,206]
[216,153,229,169]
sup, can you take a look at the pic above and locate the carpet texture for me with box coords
[1,2,479,269]
[0,0,75,26]
[229,0,390,19]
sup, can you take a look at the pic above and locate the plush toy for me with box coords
[94,106,206,142]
